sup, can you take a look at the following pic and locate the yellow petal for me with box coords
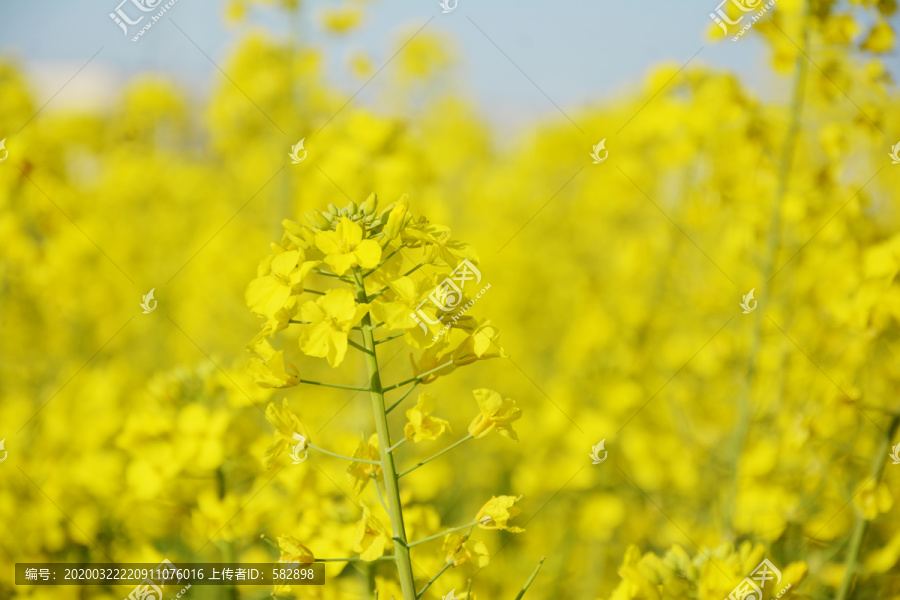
[354,239,383,269]
[246,276,290,317]
[324,252,359,275]
[315,230,343,255]
[337,216,363,246]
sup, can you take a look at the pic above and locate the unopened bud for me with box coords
[362,192,377,215]
[384,194,409,239]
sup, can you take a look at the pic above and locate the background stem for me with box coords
[835,413,900,600]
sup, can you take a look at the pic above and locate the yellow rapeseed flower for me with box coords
[262,399,309,469]
[315,216,381,274]
[404,393,451,442]
[246,248,319,319]
[297,288,369,367]
[468,389,522,441]
[354,511,390,561]
[347,434,381,494]
[475,495,524,533]
[246,337,300,388]
[443,531,489,568]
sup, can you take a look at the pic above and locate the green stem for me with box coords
[835,413,900,600]
[308,443,380,465]
[298,379,370,392]
[376,332,406,345]
[417,561,453,598]
[313,268,353,282]
[386,381,420,414]
[383,360,455,393]
[364,244,407,278]
[403,263,425,277]
[388,438,407,453]
[466,578,473,599]
[514,557,545,600]
[371,474,390,513]
[353,268,417,600]
[304,289,327,295]
[399,434,473,478]
[348,338,374,355]
[408,522,478,548]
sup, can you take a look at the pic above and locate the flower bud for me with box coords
[282,219,304,236]
[347,200,358,215]
[327,203,340,215]
[361,192,377,215]
[305,211,331,230]
[384,194,409,239]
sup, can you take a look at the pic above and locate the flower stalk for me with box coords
[307,443,381,465]
[398,434,473,478]
[353,267,417,600]
[408,522,478,548]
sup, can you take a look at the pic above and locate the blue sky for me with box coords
[1,1,897,133]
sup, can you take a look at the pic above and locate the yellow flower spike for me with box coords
[404,393,452,442]
[354,511,391,561]
[262,399,309,469]
[276,534,315,564]
[245,249,320,319]
[297,288,369,367]
[315,216,382,274]
[246,338,300,388]
[443,532,489,568]
[346,434,382,494]
[475,495,524,533]
[467,389,522,441]
[384,194,409,240]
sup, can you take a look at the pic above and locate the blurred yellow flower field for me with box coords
[2,0,900,599]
